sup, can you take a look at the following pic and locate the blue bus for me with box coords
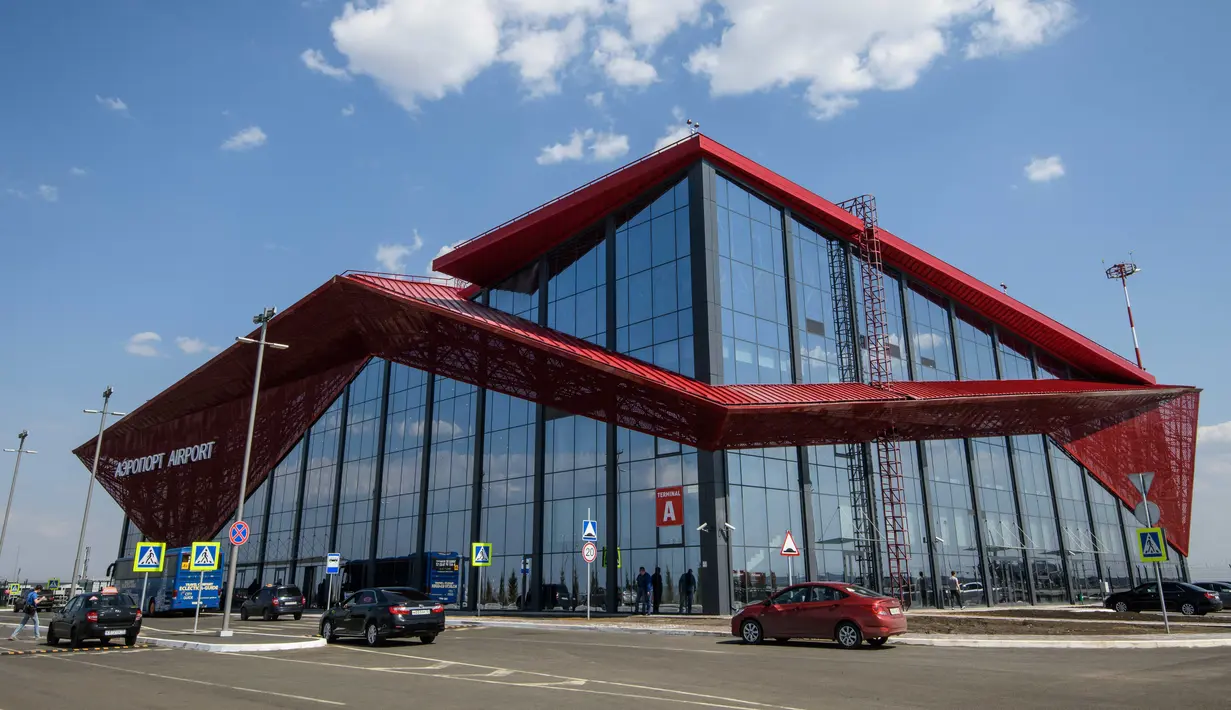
[111,546,227,615]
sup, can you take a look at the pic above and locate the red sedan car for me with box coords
[732,582,907,649]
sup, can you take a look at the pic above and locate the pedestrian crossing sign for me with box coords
[1137,527,1167,563]
[471,542,492,567]
[46,578,60,590]
[134,542,166,573]
[189,541,221,571]
[7,583,19,595]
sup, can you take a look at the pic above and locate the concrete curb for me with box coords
[142,635,327,653]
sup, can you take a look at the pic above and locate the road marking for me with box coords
[45,654,346,705]
[233,648,803,710]
[455,635,729,654]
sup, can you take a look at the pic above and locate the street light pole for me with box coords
[1,431,37,566]
[219,307,288,638]
[73,387,127,598]
[1104,262,1143,370]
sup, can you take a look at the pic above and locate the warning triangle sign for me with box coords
[780,531,800,557]
[194,546,215,567]
[139,547,161,567]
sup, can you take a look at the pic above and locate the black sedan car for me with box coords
[240,584,305,621]
[1194,581,1231,607]
[319,587,444,646]
[46,588,142,647]
[1104,581,1223,616]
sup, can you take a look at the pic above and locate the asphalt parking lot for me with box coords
[2,613,1230,709]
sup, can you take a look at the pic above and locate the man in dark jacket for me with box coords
[679,569,696,614]
[634,567,651,615]
[651,567,664,614]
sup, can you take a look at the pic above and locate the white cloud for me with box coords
[375,231,425,272]
[221,126,268,151]
[654,106,691,150]
[301,48,352,80]
[585,91,604,107]
[966,0,1075,58]
[500,16,588,96]
[1024,155,1065,182]
[1199,421,1231,445]
[342,104,356,116]
[125,332,162,357]
[1190,420,1231,567]
[688,0,1073,121]
[4,189,27,200]
[69,167,88,177]
[537,128,629,165]
[95,95,128,112]
[622,0,706,46]
[36,185,58,202]
[426,243,459,280]
[592,28,658,86]
[175,337,221,355]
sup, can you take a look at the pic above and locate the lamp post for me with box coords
[219,307,288,638]
[1104,262,1143,369]
[1,431,37,565]
[73,387,127,598]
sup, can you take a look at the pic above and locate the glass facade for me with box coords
[135,158,1181,614]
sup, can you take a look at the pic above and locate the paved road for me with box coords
[1,617,1228,709]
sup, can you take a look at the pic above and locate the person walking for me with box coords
[8,585,43,640]
[949,571,964,609]
[651,567,663,615]
[679,568,696,614]
[634,567,651,615]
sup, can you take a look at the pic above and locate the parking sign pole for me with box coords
[1138,473,1169,634]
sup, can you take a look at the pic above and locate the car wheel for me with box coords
[868,637,888,648]
[364,622,383,647]
[1114,601,1128,613]
[835,621,863,649]
[1181,602,1198,616]
[293,613,302,621]
[321,620,337,643]
[263,607,273,621]
[148,599,157,617]
[240,607,249,621]
[46,628,59,647]
[739,619,763,645]
[771,638,790,644]
[70,626,83,649]
[125,634,137,647]
[420,633,437,645]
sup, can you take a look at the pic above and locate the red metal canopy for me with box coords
[75,274,1197,552]
[434,135,1153,386]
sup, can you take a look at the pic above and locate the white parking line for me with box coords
[45,654,346,705]
[454,635,729,654]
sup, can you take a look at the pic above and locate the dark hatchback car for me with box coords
[1105,581,1223,616]
[1194,581,1231,607]
[241,584,305,621]
[320,587,444,647]
[47,588,142,647]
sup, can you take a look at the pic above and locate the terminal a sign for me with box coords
[114,440,218,479]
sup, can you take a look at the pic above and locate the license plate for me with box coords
[889,607,902,615]
[104,629,128,636]
[411,609,431,616]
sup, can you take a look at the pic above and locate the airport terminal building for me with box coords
[84,135,1198,614]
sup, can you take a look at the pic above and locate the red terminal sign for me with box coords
[656,486,683,527]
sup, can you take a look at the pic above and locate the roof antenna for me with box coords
[686,119,700,136]
[1000,282,1008,294]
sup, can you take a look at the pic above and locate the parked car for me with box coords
[1104,581,1223,616]
[732,582,906,649]
[1193,581,1231,607]
[46,587,142,648]
[319,587,444,646]
[240,584,305,621]
[517,583,577,611]
[959,582,986,605]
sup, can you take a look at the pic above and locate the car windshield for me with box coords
[85,594,135,608]
[382,588,430,603]
[838,585,882,597]
[277,586,301,597]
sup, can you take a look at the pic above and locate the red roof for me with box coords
[433,135,1152,386]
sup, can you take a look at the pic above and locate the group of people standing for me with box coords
[633,566,696,615]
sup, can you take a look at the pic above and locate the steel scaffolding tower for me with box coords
[827,238,878,587]
[837,195,911,603]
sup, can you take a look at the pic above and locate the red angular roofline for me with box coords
[433,135,1153,386]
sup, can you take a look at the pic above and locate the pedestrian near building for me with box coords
[651,567,663,614]
[634,567,651,615]
[679,569,696,614]
[9,585,43,640]
[949,571,964,609]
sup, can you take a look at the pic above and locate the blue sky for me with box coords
[1,0,1228,579]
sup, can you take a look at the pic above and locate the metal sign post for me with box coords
[193,570,205,633]
[586,508,592,620]
[1137,473,1169,634]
